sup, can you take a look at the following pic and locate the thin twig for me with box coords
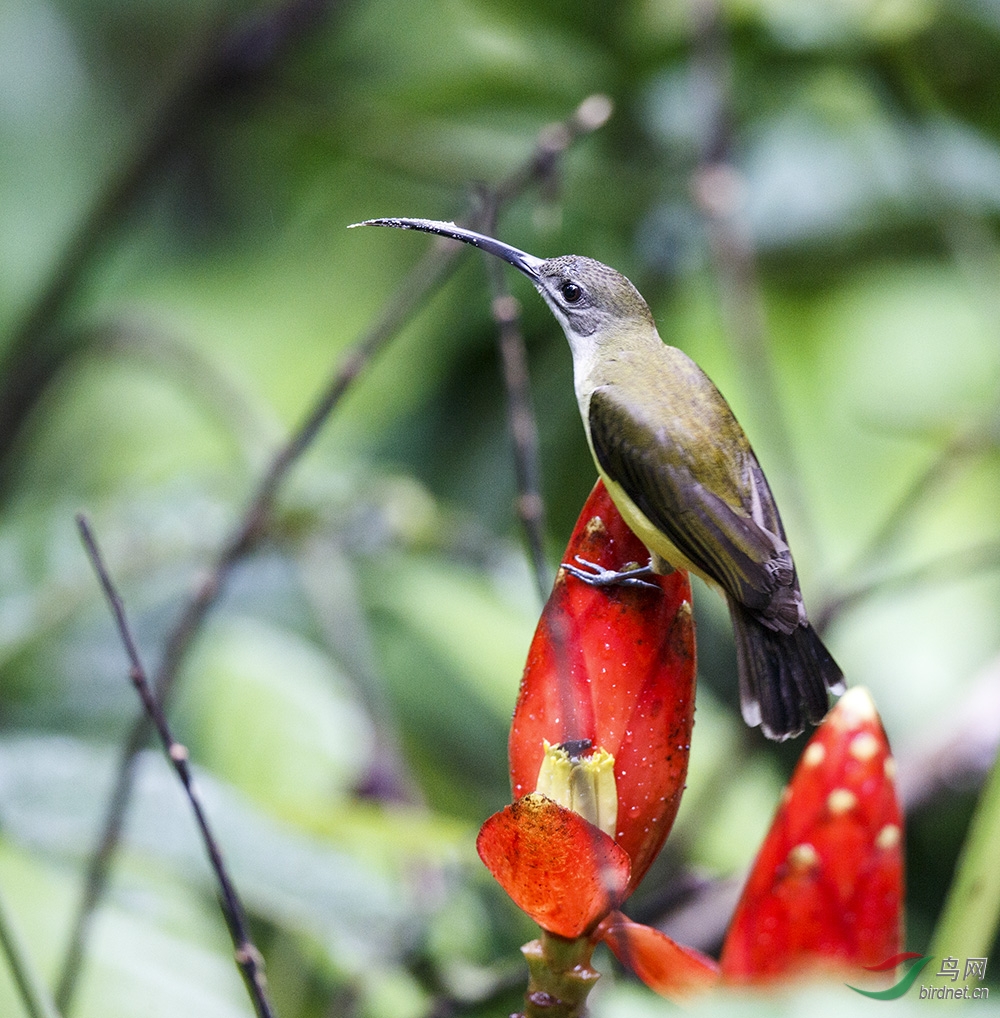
[56,94,614,1010]
[476,97,614,603]
[0,883,62,1018]
[75,514,276,1018]
[56,223,463,1014]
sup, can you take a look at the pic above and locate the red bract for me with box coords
[476,794,631,939]
[597,911,720,999]
[508,480,697,892]
[720,686,903,982]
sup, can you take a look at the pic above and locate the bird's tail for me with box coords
[728,597,845,741]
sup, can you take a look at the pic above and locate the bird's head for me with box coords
[531,254,654,342]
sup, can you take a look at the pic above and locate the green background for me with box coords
[1,0,998,1014]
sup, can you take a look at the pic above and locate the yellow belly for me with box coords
[599,472,721,593]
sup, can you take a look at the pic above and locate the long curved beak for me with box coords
[349,217,544,281]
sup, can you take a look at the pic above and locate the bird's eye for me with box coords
[560,281,583,304]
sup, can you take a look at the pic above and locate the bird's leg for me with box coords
[560,555,659,590]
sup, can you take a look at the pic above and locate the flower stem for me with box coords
[519,932,600,1018]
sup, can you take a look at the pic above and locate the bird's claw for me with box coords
[560,555,659,590]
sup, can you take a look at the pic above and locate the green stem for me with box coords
[0,881,62,1018]
[928,740,1000,968]
[519,932,600,1018]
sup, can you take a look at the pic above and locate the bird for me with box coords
[350,217,844,740]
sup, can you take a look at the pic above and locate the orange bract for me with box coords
[597,911,720,999]
[476,793,631,939]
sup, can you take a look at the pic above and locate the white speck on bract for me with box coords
[787,843,820,872]
[803,742,826,768]
[876,824,901,850]
[827,788,857,815]
[849,732,879,762]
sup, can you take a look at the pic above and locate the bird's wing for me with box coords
[588,388,802,631]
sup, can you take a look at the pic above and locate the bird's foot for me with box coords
[560,556,659,590]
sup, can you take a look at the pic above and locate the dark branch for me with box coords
[75,515,276,1018]
[475,97,613,603]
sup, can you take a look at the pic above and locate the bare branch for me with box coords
[75,515,276,1018]
[471,96,615,603]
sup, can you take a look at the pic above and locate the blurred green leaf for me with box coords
[0,837,252,1018]
[177,616,376,824]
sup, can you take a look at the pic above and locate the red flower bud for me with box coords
[720,687,903,982]
[508,481,697,892]
[477,481,697,940]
